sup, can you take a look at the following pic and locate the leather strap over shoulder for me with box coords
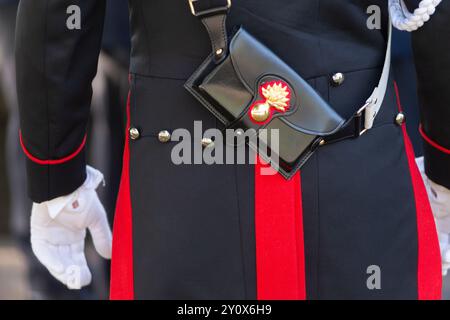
[323,20,392,145]
[362,21,392,131]
[188,0,231,63]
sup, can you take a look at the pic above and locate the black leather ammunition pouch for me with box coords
[186,27,346,178]
[185,0,389,179]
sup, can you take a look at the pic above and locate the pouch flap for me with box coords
[221,28,345,135]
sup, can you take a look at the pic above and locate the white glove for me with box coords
[416,157,450,276]
[30,166,112,289]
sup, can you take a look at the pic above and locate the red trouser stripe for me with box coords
[394,82,442,300]
[110,91,134,300]
[255,158,306,300]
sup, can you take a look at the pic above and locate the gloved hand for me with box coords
[416,157,450,275]
[30,166,112,289]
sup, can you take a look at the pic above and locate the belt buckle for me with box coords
[189,0,232,16]
[356,101,372,136]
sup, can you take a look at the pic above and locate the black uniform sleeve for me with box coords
[409,1,450,189]
[16,0,106,203]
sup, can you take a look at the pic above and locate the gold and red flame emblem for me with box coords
[249,80,291,123]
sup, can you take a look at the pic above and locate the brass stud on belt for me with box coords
[395,112,406,126]
[158,130,171,143]
[129,127,140,140]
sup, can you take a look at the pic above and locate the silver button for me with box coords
[395,112,406,126]
[201,138,214,148]
[158,130,171,143]
[331,72,345,86]
[129,127,140,140]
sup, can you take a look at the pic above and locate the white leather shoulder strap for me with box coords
[362,21,392,130]
[363,0,440,131]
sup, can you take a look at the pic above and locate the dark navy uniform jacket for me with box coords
[15,0,449,300]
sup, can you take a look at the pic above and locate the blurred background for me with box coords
[0,1,447,299]
[0,0,130,300]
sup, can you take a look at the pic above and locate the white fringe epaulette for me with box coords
[389,0,442,32]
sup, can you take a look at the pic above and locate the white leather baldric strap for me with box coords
[366,0,442,127]
[362,21,392,131]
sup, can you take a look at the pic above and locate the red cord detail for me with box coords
[19,131,87,165]
[419,125,450,155]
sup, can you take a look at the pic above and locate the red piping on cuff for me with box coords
[19,130,87,165]
[419,125,450,155]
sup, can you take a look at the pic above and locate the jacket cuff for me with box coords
[20,132,87,203]
[420,125,450,190]
[26,152,87,203]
